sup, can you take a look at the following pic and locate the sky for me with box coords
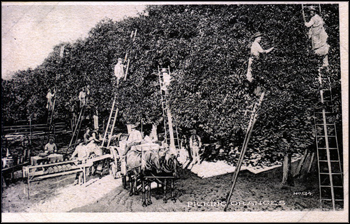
[1,2,147,80]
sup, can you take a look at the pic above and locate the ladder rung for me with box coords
[317,148,338,150]
[316,135,337,138]
[320,172,342,175]
[315,124,336,127]
[315,123,336,125]
[314,111,334,114]
[319,160,340,162]
[321,199,344,201]
[320,185,343,188]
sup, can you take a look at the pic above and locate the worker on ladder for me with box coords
[245,32,274,82]
[304,6,330,70]
[79,87,87,109]
[161,68,172,92]
[114,58,126,86]
[46,88,56,111]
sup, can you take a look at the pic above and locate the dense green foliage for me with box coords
[2,4,341,157]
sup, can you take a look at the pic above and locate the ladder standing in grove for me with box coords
[302,4,343,210]
[101,94,118,148]
[101,29,137,148]
[314,73,343,210]
[68,105,86,149]
[302,4,322,23]
[224,92,265,212]
[158,66,180,151]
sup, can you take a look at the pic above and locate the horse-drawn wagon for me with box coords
[111,137,181,207]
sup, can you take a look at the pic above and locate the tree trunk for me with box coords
[281,152,294,188]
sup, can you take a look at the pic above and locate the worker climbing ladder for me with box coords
[302,4,322,22]
[101,29,137,148]
[224,92,265,212]
[158,66,180,151]
[314,73,343,210]
[68,106,86,149]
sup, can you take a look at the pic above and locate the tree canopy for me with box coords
[2,4,341,158]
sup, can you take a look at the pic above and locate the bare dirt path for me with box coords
[71,168,321,212]
[2,166,322,213]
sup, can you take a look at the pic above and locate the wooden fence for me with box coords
[3,122,68,137]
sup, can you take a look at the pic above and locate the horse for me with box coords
[141,147,179,205]
[121,145,162,206]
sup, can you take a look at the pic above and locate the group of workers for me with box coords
[42,5,329,168]
[246,6,329,83]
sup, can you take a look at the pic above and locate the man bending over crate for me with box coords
[71,140,89,185]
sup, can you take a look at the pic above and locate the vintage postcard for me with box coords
[1,1,348,222]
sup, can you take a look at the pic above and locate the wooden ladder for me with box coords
[158,66,179,150]
[314,75,343,210]
[68,106,85,149]
[101,94,119,148]
[224,92,265,211]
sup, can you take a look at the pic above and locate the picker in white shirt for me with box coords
[246,32,274,82]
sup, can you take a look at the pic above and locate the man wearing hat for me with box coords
[46,88,56,111]
[123,123,143,156]
[188,129,202,169]
[305,6,329,68]
[246,32,274,82]
[114,58,126,85]
[44,137,57,155]
[83,127,92,145]
[161,68,171,92]
[78,87,86,109]
[127,124,143,145]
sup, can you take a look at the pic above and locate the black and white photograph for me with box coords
[1,1,348,222]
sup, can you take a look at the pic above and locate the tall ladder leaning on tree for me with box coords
[68,105,86,149]
[157,66,181,152]
[101,29,137,148]
[224,92,265,212]
[302,3,344,211]
[50,45,66,138]
[313,70,343,210]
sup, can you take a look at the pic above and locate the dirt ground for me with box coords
[2,163,328,213]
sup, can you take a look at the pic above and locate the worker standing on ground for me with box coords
[83,127,92,145]
[304,6,329,69]
[114,58,126,86]
[44,137,57,155]
[188,130,202,169]
[246,32,274,82]
[71,139,88,185]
